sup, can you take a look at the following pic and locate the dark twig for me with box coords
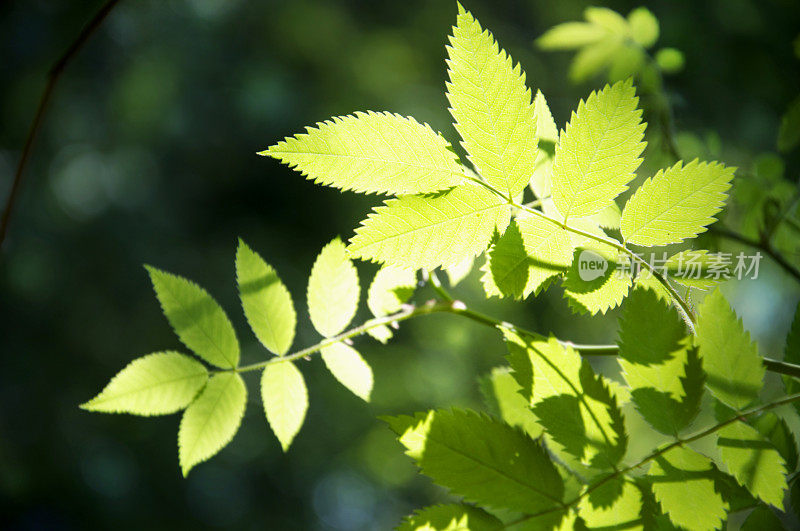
[710,226,800,283]
[0,0,121,249]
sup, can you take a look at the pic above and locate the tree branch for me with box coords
[0,0,121,249]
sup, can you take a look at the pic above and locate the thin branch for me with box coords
[710,226,800,283]
[224,292,800,381]
[0,0,121,249]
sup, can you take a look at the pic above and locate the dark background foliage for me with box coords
[1,0,798,529]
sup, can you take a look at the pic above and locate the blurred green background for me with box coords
[1,0,799,529]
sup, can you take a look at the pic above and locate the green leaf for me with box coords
[618,288,686,366]
[569,39,620,83]
[262,361,308,451]
[664,250,722,291]
[696,290,765,410]
[481,215,573,299]
[578,479,643,529]
[146,266,239,369]
[81,352,208,415]
[536,22,607,50]
[648,446,729,531]
[741,505,785,531]
[551,79,646,220]
[505,332,627,469]
[778,96,800,153]
[178,372,246,476]
[447,4,538,198]
[320,342,373,402]
[784,302,800,415]
[620,160,735,246]
[348,184,510,270]
[617,289,702,435]
[307,238,360,337]
[479,367,542,439]
[529,90,559,199]
[443,256,474,287]
[366,266,416,342]
[260,111,465,195]
[236,239,296,355]
[717,420,787,508]
[562,247,633,315]
[627,7,659,48]
[385,408,564,514]
[655,48,685,74]
[397,504,502,531]
[754,413,798,472]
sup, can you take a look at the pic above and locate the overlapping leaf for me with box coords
[348,184,510,270]
[617,289,702,435]
[696,290,765,410]
[397,504,502,531]
[386,408,564,514]
[447,4,537,198]
[648,446,729,531]
[481,215,573,299]
[505,331,627,469]
[479,367,542,439]
[366,266,416,342]
[551,79,646,220]
[261,111,465,195]
[562,246,632,315]
[717,421,787,508]
[621,160,735,246]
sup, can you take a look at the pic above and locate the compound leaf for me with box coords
[620,160,735,246]
[236,239,296,355]
[262,361,308,451]
[717,421,787,509]
[447,4,537,198]
[320,342,373,402]
[146,266,239,369]
[648,446,728,531]
[397,504,502,531]
[385,408,564,514]
[81,352,208,415]
[178,372,246,476]
[308,238,359,337]
[696,290,765,410]
[551,79,646,220]
[348,184,510,270]
[261,111,465,195]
